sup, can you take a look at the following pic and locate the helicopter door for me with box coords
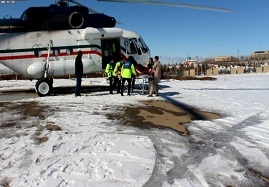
[101,39,121,69]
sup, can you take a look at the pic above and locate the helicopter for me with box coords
[0,0,232,96]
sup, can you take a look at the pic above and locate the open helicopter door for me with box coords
[101,38,121,69]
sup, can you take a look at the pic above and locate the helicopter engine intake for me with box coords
[68,11,84,28]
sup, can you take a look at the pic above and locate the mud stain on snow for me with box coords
[249,168,269,183]
[0,101,63,144]
[108,100,221,135]
[1,99,220,139]
[0,101,55,141]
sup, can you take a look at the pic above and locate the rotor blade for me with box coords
[68,0,121,24]
[97,0,233,12]
[69,0,99,13]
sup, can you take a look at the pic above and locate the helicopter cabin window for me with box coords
[66,48,73,55]
[53,49,60,56]
[34,50,41,57]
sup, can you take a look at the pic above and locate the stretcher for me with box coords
[133,74,149,94]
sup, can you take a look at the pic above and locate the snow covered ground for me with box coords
[0,73,269,187]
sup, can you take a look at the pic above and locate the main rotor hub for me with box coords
[57,0,68,7]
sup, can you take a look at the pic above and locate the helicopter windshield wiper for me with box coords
[97,0,233,12]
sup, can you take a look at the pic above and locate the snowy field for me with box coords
[0,73,269,187]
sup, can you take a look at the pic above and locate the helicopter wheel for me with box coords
[35,78,53,97]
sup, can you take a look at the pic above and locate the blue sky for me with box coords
[1,0,269,61]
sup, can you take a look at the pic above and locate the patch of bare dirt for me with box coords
[0,101,54,139]
[34,122,62,144]
[0,101,63,144]
[107,100,220,135]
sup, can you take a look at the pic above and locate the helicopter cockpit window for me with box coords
[138,38,149,53]
[66,48,73,55]
[128,38,149,55]
[128,39,138,54]
[129,38,143,55]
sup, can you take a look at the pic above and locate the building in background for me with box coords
[250,51,269,60]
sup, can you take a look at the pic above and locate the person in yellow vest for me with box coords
[121,56,137,96]
[105,58,116,94]
[114,56,125,93]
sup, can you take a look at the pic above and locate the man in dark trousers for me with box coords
[121,56,137,96]
[114,56,125,93]
[75,50,83,96]
[105,58,116,94]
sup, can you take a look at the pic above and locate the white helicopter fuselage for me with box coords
[0,27,150,79]
[0,27,150,96]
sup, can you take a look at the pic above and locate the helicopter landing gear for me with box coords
[35,78,53,97]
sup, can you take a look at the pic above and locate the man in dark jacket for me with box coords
[75,50,83,96]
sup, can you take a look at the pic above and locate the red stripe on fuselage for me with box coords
[0,50,102,61]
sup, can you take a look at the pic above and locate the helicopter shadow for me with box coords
[157,92,207,121]
[51,85,109,95]
[157,91,180,97]
[159,84,170,89]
